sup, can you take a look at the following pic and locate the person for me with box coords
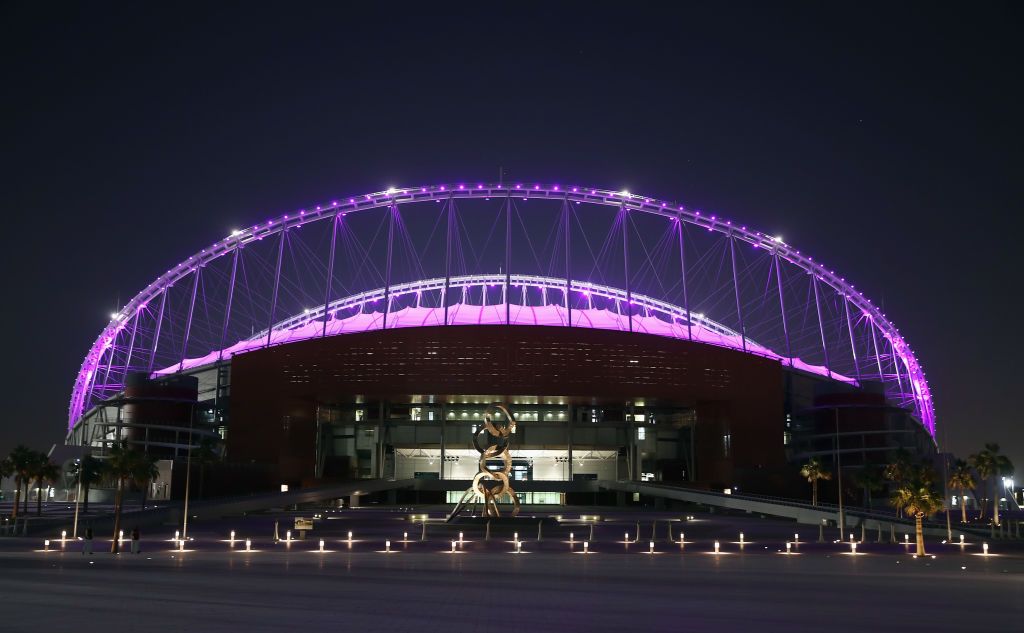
[131,526,140,554]
[82,526,93,555]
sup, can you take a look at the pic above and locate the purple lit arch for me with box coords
[69,183,934,436]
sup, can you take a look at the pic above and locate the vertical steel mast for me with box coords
[622,203,632,332]
[321,214,339,338]
[218,246,240,360]
[505,192,512,326]
[843,295,861,382]
[146,289,167,375]
[729,232,746,352]
[266,229,286,349]
[564,195,571,328]
[178,266,201,372]
[812,273,831,378]
[677,215,692,341]
[444,194,453,326]
[383,202,396,330]
[773,249,793,365]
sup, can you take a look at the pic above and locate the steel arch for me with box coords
[70,183,933,435]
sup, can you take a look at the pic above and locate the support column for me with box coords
[383,203,396,330]
[322,215,338,338]
[266,229,286,348]
[146,289,167,374]
[566,403,574,481]
[439,404,447,479]
[729,232,746,351]
[811,273,831,378]
[677,215,692,340]
[178,266,201,372]
[774,250,793,365]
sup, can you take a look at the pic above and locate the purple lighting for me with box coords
[68,182,934,438]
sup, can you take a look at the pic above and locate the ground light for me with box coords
[246,539,252,552]
[714,541,720,554]
[319,539,325,552]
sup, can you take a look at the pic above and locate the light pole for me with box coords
[834,408,845,539]
[181,404,196,543]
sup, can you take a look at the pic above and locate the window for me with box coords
[722,433,732,458]
[783,431,792,445]
[637,426,646,440]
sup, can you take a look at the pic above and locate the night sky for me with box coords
[2,2,1021,469]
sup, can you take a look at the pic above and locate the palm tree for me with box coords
[7,445,36,520]
[104,443,143,553]
[855,464,885,508]
[33,458,60,516]
[884,448,914,517]
[193,436,221,500]
[0,457,13,505]
[970,444,1013,524]
[800,457,832,506]
[889,464,943,556]
[68,455,103,514]
[948,459,976,524]
[133,453,160,511]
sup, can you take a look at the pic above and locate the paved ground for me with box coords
[2,508,1021,632]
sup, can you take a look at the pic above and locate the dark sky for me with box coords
[2,2,1021,469]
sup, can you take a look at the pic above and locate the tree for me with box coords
[104,443,144,553]
[889,464,943,556]
[947,459,976,524]
[68,455,103,514]
[33,458,60,516]
[884,448,914,517]
[0,457,13,502]
[800,457,832,506]
[133,453,160,511]
[7,445,36,520]
[971,444,1014,525]
[193,436,221,500]
[855,464,885,508]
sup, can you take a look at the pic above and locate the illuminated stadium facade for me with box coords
[67,183,936,498]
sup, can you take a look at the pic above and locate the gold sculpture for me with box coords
[448,404,521,519]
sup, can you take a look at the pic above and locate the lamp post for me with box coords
[834,408,845,539]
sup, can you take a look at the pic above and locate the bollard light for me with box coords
[794,533,799,543]
[451,540,457,553]
[175,530,180,542]
[849,532,854,542]
[286,530,292,543]
[714,541,720,554]
[584,541,589,553]
[459,531,464,544]
[649,540,655,554]
[230,530,236,542]
[61,530,67,542]
[514,531,518,542]
[786,542,792,553]
[119,529,124,543]
[516,540,522,553]
[904,534,909,544]
[44,539,50,551]
[625,531,629,543]
[386,540,391,552]
[179,539,185,552]
[570,532,574,542]
[983,542,989,555]
[246,538,251,551]
[959,534,965,545]
[403,531,408,541]
[319,539,325,552]
[851,542,857,554]
[740,532,745,544]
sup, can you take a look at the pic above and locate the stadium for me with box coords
[66,182,936,503]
